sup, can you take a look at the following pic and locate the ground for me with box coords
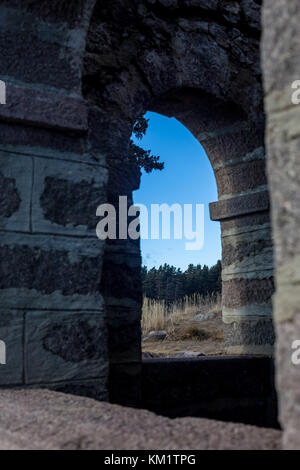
[143,310,225,357]
[0,389,282,450]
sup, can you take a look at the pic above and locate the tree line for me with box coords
[141,261,222,303]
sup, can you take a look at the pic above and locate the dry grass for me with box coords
[171,324,210,341]
[142,293,221,336]
[142,297,166,333]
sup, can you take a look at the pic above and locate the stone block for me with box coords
[210,191,270,221]
[141,356,278,426]
[25,310,107,384]
[203,128,264,170]
[0,83,88,132]
[32,157,108,236]
[45,377,108,401]
[106,305,141,363]
[0,232,105,310]
[265,107,300,266]
[0,310,24,385]
[222,278,274,310]
[0,152,32,232]
[223,320,275,355]
[0,120,106,166]
[0,5,87,92]
[262,0,300,93]
[109,362,142,407]
[275,314,300,449]
[215,159,267,197]
[221,212,270,236]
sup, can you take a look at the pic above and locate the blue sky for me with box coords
[133,111,221,271]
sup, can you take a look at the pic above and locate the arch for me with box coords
[83,0,274,404]
[0,1,274,408]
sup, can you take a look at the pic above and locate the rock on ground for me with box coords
[0,389,282,450]
[189,313,216,322]
[143,330,167,341]
[173,351,206,358]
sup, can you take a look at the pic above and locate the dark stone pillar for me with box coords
[208,128,275,355]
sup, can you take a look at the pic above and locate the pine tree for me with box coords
[141,261,222,300]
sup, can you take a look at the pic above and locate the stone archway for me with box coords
[0,0,274,409]
[82,0,274,404]
[150,88,274,356]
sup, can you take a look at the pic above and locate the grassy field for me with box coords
[142,293,224,357]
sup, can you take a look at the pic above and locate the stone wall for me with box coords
[83,0,275,384]
[0,0,109,399]
[142,357,278,428]
[262,0,300,449]
[0,0,275,408]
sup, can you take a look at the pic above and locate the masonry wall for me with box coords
[142,357,278,428]
[0,1,110,399]
[263,0,300,449]
[0,0,276,407]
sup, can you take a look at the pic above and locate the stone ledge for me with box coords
[0,389,282,450]
[210,190,270,221]
[0,83,88,132]
[141,356,278,427]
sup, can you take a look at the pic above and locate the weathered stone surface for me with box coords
[1,0,96,28]
[210,191,269,221]
[241,0,261,31]
[100,253,142,302]
[0,311,24,385]
[0,83,88,131]
[262,1,300,94]
[33,157,108,235]
[0,153,32,232]
[222,278,274,309]
[0,172,20,217]
[275,315,300,450]
[263,0,300,446]
[23,377,108,402]
[25,311,107,384]
[222,234,273,268]
[142,357,278,427]
[84,0,263,122]
[265,108,300,267]
[106,305,141,364]
[215,159,267,197]
[0,232,104,310]
[221,212,270,234]
[203,127,264,167]
[0,0,277,407]
[0,3,96,92]
[224,320,275,348]
[109,362,142,407]
[0,389,282,450]
[0,244,99,295]
[222,250,273,281]
[0,119,105,166]
[42,378,108,401]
